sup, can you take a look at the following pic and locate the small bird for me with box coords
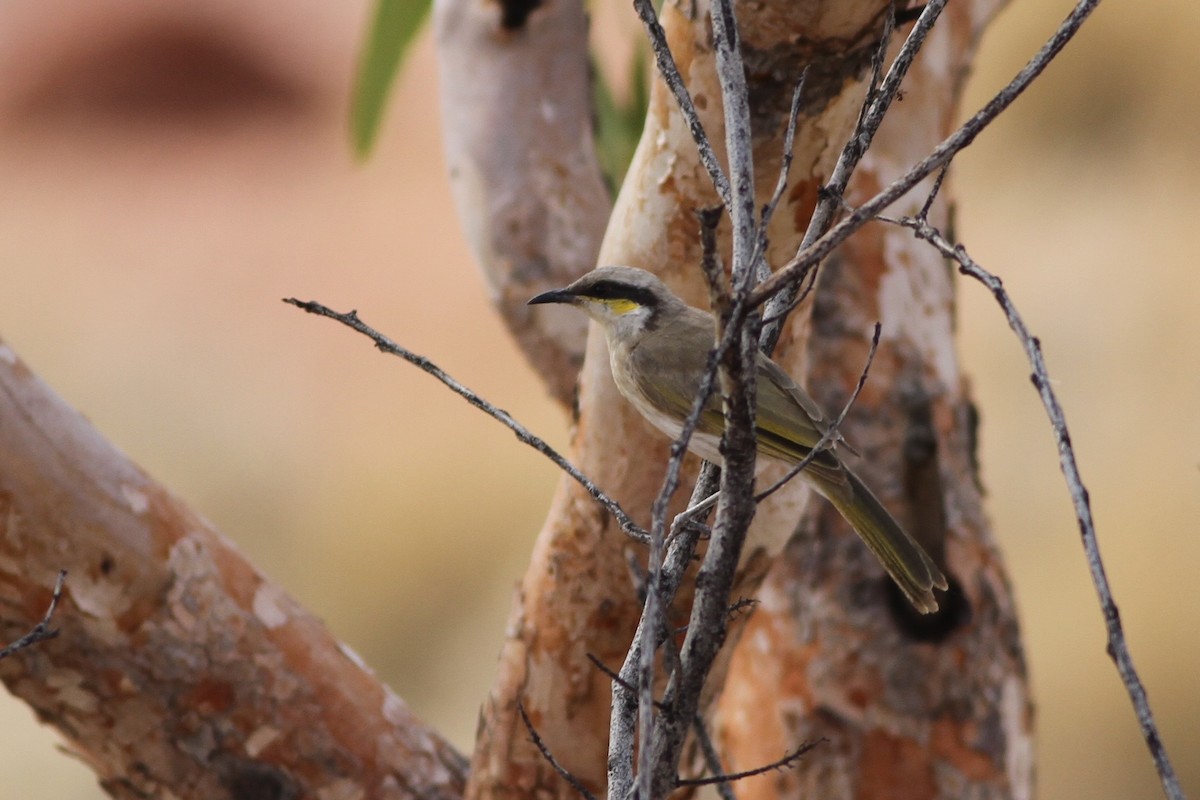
[529,265,948,613]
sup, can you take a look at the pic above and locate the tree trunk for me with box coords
[454,0,1030,799]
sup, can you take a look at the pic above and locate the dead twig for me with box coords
[884,210,1184,800]
[676,738,826,787]
[283,299,649,545]
[0,570,67,662]
[517,702,599,800]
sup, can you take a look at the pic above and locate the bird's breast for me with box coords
[608,344,726,464]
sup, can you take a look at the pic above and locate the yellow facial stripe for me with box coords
[597,298,639,315]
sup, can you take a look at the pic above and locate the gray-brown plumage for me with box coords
[530,265,948,613]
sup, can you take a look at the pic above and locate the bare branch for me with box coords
[690,715,738,800]
[676,739,825,787]
[760,0,949,351]
[752,0,1104,310]
[709,0,757,296]
[757,72,809,278]
[592,657,740,800]
[648,304,763,798]
[0,570,66,661]
[888,216,1185,800]
[517,702,599,800]
[631,0,732,209]
[282,299,649,545]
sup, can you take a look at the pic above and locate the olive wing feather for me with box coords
[627,312,846,483]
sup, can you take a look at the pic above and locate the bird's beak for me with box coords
[527,288,577,306]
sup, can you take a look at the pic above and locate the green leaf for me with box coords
[350,0,432,159]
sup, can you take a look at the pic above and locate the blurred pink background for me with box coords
[0,1,1196,798]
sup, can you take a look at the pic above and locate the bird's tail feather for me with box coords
[813,468,948,614]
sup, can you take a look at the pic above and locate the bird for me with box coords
[528,265,948,613]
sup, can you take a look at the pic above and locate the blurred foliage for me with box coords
[350,0,649,186]
[350,0,432,158]
[592,45,649,190]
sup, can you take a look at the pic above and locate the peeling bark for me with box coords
[0,340,466,800]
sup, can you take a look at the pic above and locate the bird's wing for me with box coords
[752,354,847,480]
[626,311,727,439]
[629,313,844,478]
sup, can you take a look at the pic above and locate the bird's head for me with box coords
[527,266,683,342]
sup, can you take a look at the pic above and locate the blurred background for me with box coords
[0,0,1196,797]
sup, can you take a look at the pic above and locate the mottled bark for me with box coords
[0,340,466,800]
[434,0,612,408]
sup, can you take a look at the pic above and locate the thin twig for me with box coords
[752,0,1103,310]
[631,0,732,209]
[690,716,737,800]
[754,323,882,504]
[760,75,807,232]
[0,570,67,662]
[917,163,949,220]
[759,0,949,352]
[888,216,1184,800]
[676,739,826,787]
[590,653,663,708]
[517,702,599,800]
[863,3,897,115]
[283,299,649,544]
[672,322,880,527]
[757,72,809,282]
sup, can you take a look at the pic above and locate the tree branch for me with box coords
[283,298,649,545]
[0,339,466,799]
[675,739,825,787]
[434,0,612,407]
[632,0,733,209]
[750,0,1104,309]
[887,213,1185,800]
[760,0,949,352]
[518,703,600,800]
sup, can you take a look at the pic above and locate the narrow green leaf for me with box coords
[350,0,432,159]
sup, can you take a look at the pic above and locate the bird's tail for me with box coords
[811,467,948,614]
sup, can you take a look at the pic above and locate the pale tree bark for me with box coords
[0,341,467,799]
[456,1,1028,799]
[435,0,613,407]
